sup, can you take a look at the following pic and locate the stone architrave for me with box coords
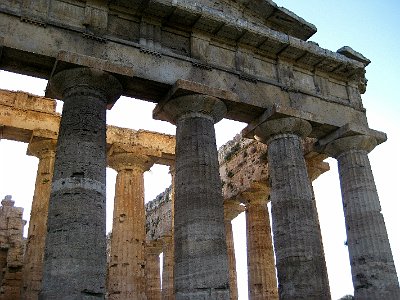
[162,166,175,299]
[40,67,122,299]
[253,117,331,299]
[154,92,230,299]
[325,135,400,299]
[107,151,154,300]
[224,200,245,300]
[242,192,278,300]
[146,241,162,300]
[21,138,56,300]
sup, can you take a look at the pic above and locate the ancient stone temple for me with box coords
[0,0,399,299]
[0,196,26,300]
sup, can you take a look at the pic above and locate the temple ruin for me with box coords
[0,0,399,299]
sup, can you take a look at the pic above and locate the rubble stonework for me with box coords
[0,196,26,300]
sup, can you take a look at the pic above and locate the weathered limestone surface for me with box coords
[162,167,175,300]
[0,0,371,135]
[325,135,400,299]
[251,117,331,299]
[243,195,278,300]
[154,92,230,299]
[218,133,329,202]
[21,139,56,300]
[0,89,175,165]
[107,151,154,300]
[224,200,245,300]
[145,132,331,299]
[0,196,25,300]
[145,241,162,300]
[40,68,122,299]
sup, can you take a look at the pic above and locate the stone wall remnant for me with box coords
[0,195,26,300]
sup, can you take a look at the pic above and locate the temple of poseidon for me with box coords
[0,0,398,299]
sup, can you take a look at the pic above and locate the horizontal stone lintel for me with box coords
[0,7,368,126]
[242,104,384,142]
[0,90,175,163]
[315,123,387,150]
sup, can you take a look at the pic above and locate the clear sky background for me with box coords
[0,1,399,299]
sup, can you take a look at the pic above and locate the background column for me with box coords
[40,67,122,299]
[107,151,153,300]
[254,117,330,299]
[243,192,278,300]
[146,241,162,300]
[162,165,175,300]
[21,138,56,300]
[154,94,230,299]
[326,135,400,299]
[224,200,244,300]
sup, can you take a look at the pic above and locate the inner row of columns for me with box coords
[20,67,399,299]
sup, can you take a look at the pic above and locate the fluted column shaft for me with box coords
[162,236,174,300]
[146,244,162,300]
[108,152,152,300]
[225,218,238,300]
[40,68,122,299]
[162,166,175,300]
[21,139,56,300]
[224,200,244,300]
[245,197,278,300]
[326,135,400,299]
[155,94,230,299]
[255,117,330,299]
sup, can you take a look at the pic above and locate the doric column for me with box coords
[154,93,230,299]
[254,117,330,299]
[40,67,122,299]
[146,242,162,300]
[242,192,278,300]
[107,151,153,300]
[224,200,244,300]
[21,138,56,300]
[325,135,400,299]
[162,165,175,300]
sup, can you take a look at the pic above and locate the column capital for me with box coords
[108,151,154,172]
[224,200,245,222]
[325,135,377,158]
[27,138,57,159]
[46,67,122,105]
[154,94,227,125]
[254,117,312,143]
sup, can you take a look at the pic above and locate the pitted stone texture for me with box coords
[21,139,56,300]
[107,153,152,300]
[254,117,312,143]
[162,94,230,299]
[40,68,122,299]
[145,243,162,300]
[329,136,400,299]
[224,200,244,300]
[244,197,278,300]
[325,135,377,158]
[267,132,330,299]
[46,68,122,106]
[162,235,174,300]
[158,94,227,125]
[162,167,175,300]
[0,196,25,300]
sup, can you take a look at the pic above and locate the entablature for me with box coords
[0,0,373,137]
